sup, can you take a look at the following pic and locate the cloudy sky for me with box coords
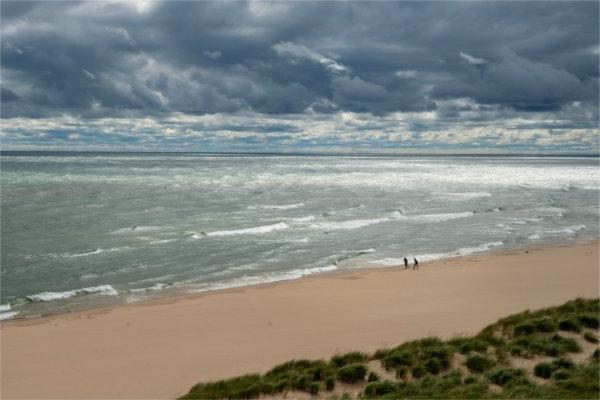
[1,1,598,153]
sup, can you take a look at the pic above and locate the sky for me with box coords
[1,1,599,153]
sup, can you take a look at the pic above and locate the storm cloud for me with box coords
[1,1,598,152]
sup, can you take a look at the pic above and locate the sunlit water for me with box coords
[1,152,598,319]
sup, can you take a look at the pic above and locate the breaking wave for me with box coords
[248,203,305,210]
[26,285,118,302]
[204,222,290,237]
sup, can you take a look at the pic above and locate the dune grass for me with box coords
[179,298,599,399]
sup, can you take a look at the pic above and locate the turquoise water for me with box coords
[1,153,598,319]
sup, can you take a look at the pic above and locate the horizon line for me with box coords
[1,150,598,158]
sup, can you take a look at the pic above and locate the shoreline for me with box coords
[2,238,596,324]
[1,240,598,399]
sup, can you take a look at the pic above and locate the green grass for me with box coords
[180,298,599,399]
[583,332,598,343]
[465,354,494,373]
[367,372,380,382]
[487,368,526,386]
[337,363,367,383]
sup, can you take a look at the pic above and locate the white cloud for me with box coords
[273,42,346,73]
[460,52,487,65]
[395,70,417,78]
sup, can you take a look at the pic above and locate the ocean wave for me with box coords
[128,283,169,293]
[333,248,376,265]
[0,311,19,320]
[57,246,130,258]
[311,211,473,231]
[370,252,449,266]
[204,222,289,237]
[291,237,309,243]
[495,223,515,232]
[528,234,542,240]
[400,211,474,223]
[535,207,566,214]
[26,285,118,302]
[435,192,492,199]
[0,304,11,312]
[311,217,389,230]
[148,238,176,245]
[288,215,316,223]
[549,225,587,235]
[198,264,338,292]
[369,241,504,266]
[111,226,164,234]
[456,241,504,255]
[248,203,305,210]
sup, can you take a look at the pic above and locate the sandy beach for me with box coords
[1,241,598,399]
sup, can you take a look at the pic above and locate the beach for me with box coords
[1,241,598,399]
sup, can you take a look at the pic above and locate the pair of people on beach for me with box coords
[403,257,418,269]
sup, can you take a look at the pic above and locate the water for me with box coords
[1,152,598,319]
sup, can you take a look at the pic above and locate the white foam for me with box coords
[311,211,473,231]
[370,242,504,266]
[333,248,376,265]
[0,304,11,312]
[509,219,528,225]
[206,222,289,237]
[111,226,163,234]
[311,217,389,230]
[528,234,542,240]
[456,241,504,255]
[435,192,492,199]
[249,203,305,210]
[402,211,474,223]
[291,237,309,243]
[128,283,167,293]
[289,215,316,223]
[198,264,338,292]
[371,252,450,266]
[59,247,130,258]
[559,225,587,235]
[0,311,19,320]
[27,285,118,302]
[148,238,176,245]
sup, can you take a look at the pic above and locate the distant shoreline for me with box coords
[2,240,597,399]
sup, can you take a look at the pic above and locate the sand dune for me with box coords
[1,241,598,399]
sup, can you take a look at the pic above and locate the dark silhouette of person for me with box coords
[403,257,409,268]
[413,257,419,269]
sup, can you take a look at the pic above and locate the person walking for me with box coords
[403,257,409,269]
[413,257,419,269]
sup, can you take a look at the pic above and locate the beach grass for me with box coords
[179,298,599,399]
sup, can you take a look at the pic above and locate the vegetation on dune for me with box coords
[179,298,599,399]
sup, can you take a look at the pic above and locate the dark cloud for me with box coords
[0,1,598,154]
[1,1,597,119]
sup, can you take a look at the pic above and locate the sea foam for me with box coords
[205,222,289,237]
[27,285,118,302]
[370,241,504,266]
[0,304,17,320]
[435,192,492,199]
[249,203,305,210]
[197,264,338,292]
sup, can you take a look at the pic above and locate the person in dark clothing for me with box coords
[403,257,409,268]
[413,257,419,269]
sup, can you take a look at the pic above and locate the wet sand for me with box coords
[1,241,598,399]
